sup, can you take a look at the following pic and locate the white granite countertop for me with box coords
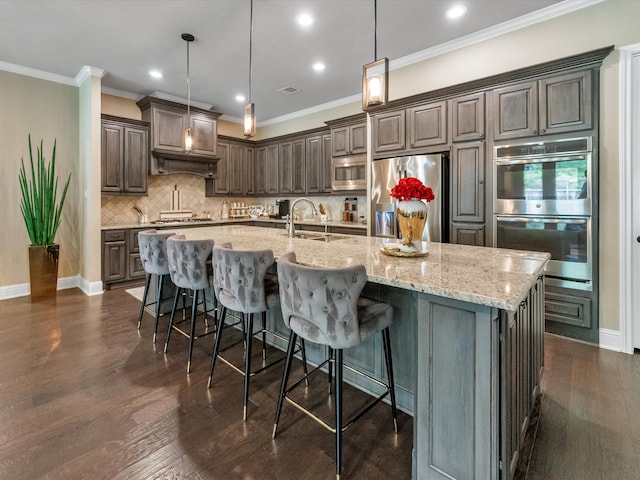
[167,224,549,312]
[102,218,367,231]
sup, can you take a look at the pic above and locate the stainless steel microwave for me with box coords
[331,156,367,191]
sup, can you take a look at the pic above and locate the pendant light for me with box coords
[182,33,195,152]
[362,0,388,110]
[244,0,256,137]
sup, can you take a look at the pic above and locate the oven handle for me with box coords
[495,154,589,165]
[496,216,588,225]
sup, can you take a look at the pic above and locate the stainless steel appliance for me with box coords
[371,154,448,243]
[332,156,367,191]
[275,199,290,219]
[493,137,593,290]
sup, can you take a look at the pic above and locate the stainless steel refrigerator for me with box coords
[371,154,448,243]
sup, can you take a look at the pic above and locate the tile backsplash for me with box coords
[101,174,365,225]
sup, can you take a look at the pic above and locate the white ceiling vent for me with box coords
[278,86,302,95]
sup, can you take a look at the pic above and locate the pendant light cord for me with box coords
[373,0,377,61]
[248,0,253,104]
[186,39,191,121]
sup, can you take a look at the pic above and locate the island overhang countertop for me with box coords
[169,224,549,312]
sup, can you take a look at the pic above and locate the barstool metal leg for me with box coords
[261,312,267,361]
[152,274,164,343]
[273,329,297,439]
[164,287,181,353]
[208,306,227,388]
[335,349,343,480]
[382,327,399,432]
[137,273,151,329]
[186,289,199,373]
[243,313,254,421]
[328,347,334,393]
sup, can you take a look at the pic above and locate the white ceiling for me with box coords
[0,0,593,125]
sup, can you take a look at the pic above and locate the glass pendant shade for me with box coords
[184,127,193,152]
[362,58,388,110]
[244,103,255,137]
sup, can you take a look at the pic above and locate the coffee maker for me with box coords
[275,199,290,219]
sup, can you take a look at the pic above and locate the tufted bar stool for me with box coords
[208,245,306,421]
[273,251,398,480]
[137,229,176,343]
[164,235,216,373]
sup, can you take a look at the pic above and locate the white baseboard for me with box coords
[0,275,103,300]
[599,328,624,352]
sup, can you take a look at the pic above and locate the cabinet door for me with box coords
[292,138,306,194]
[451,223,485,246]
[451,142,485,223]
[101,123,124,193]
[103,237,126,283]
[189,113,217,156]
[123,126,148,194]
[539,70,592,136]
[306,135,322,194]
[349,123,367,154]
[265,144,279,195]
[373,110,406,154]
[254,147,267,195]
[322,134,333,192]
[278,142,293,194]
[245,147,255,195]
[492,81,538,140]
[409,101,447,148]
[332,126,349,157]
[152,106,185,152]
[228,143,245,195]
[214,142,230,194]
[451,93,485,142]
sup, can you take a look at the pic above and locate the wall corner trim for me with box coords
[75,66,106,86]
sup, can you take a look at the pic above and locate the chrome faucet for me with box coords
[287,198,318,237]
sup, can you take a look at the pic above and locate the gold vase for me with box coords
[28,244,59,302]
[397,199,427,252]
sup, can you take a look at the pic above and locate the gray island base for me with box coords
[148,225,548,480]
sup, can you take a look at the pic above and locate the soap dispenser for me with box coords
[221,200,229,220]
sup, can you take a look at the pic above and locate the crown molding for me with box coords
[148,91,214,111]
[258,93,362,127]
[0,60,77,86]
[75,66,106,85]
[101,86,142,101]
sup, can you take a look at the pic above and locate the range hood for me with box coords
[137,96,222,178]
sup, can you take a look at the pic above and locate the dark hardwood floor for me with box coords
[2,288,639,479]
[0,288,412,480]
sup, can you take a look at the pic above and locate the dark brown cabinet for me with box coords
[450,93,485,142]
[255,144,279,195]
[212,142,230,194]
[331,122,366,157]
[102,230,126,283]
[127,228,146,280]
[491,70,592,140]
[292,139,306,194]
[278,142,293,194]
[101,115,149,195]
[451,141,485,246]
[322,134,333,192]
[208,139,254,196]
[306,135,323,194]
[372,101,448,157]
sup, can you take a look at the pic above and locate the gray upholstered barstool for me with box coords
[273,251,398,480]
[208,245,305,421]
[137,229,176,343]
[164,235,215,373]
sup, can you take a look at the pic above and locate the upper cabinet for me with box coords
[207,138,255,196]
[372,101,447,157]
[491,70,592,141]
[450,92,485,142]
[101,115,149,196]
[137,96,221,177]
[327,114,367,157]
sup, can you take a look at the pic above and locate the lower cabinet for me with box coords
[544,283,596,343]
[102,228,146,288]
[451,223,485,246]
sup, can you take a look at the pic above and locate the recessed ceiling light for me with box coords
[446,4,467,19]
[235,94,246,102]
[149,70,163,79]
[296,13,314,27]
[312,62,325,72]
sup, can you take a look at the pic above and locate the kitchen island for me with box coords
[161,225,549,480]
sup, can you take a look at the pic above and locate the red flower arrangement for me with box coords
[390,177,435,202]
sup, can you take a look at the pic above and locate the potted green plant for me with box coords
[18,135,71,301]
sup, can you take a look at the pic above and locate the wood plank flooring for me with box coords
[2,288,639,479]
[0,288,412,480]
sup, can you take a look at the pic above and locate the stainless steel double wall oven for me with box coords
[493,137,593,291]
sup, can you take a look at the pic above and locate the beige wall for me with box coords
[0,71,79,287]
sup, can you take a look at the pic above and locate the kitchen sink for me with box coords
[279,231,349,242]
